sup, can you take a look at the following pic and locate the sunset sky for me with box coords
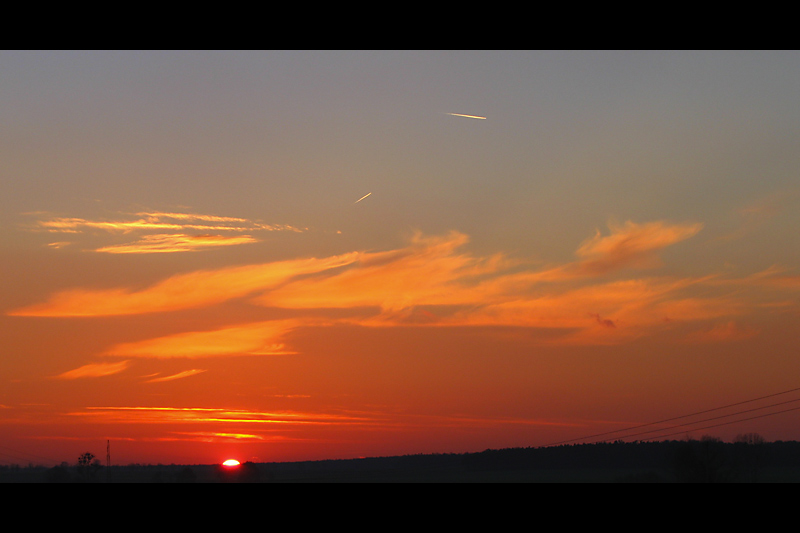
[3,50,800,467]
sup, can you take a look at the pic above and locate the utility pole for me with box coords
[106,440,110,483]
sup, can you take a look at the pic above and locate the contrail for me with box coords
[354,192,372,204]
[445,112,487,120]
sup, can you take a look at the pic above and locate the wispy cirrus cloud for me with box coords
[30,211,304,234]
[168,431,267,442]
[53,361,130,379]
[68,406,578,435]
[258,221,705,315]
[25,210,305,254]
[94,233,259,254]
[258,231,511,312]
[19,221,701,319]
[72,406,375,425]
[413,275,737,345]
[144,369,208,382]
[14,219,777,349]
[106,320,301,358]
[571,220,703,275]
[8,253,359,316]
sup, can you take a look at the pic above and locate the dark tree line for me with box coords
[16,435,800,482]
[461,434,781,482]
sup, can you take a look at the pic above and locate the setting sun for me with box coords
[222,459,241,467]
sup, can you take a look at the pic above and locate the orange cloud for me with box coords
[573,220,703,275]
[134,212,305,233]
[258,231,508,311]
[106,320,301,358]
[13,221,702,319]
[31,211,304,235]
[8,253,359,316]
[170,431,266,442]
[24,210,305,261]
[53,360,130,379]
[14,220,761,347]
[69,406,578,436]
[74,406,374,425]
[423,277,709,344]
[145,369,208,382]
[349,270,742,346]
[136,212,251,223]
[94,233,258,254]
[259,221,705,314]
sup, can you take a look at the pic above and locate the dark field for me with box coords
[4,439,800,482]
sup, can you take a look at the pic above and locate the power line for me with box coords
[639,405,800,442]
[544,385,800,447]
[0,449,37,465]
[0,444,62,466]
[592,396,800,443]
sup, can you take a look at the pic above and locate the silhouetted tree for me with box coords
[76,452,102,482]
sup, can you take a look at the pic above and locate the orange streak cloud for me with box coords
[73,406,375,425]
[12,219,771,347]
[259,221,705,313]
[53,360,130,379]
[8,253,359,316]
[422,276,734,345]
[259,231,510,311]
[573,220,703,275]
[68,407,576,436]
[95,234,259,254]
[171,432,266,442]
[106,320,301,358]
[32,211,304,234]
[36,217,253,233]
[254,223,731,344]
[145,369,208,382]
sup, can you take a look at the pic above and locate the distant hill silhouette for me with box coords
[3,438,800,482]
